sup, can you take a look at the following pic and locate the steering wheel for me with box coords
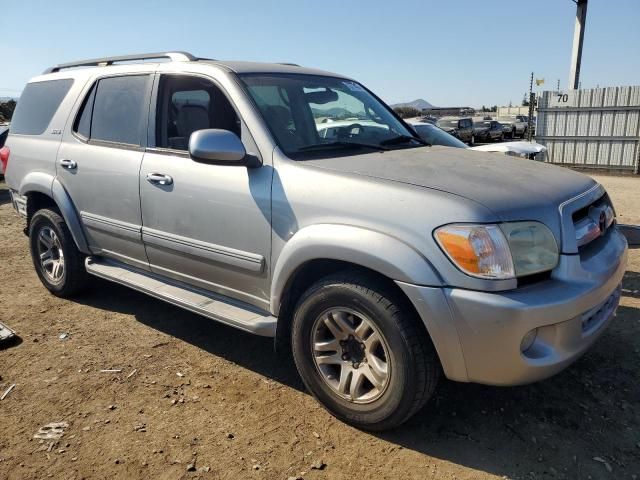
[337,123,364,141]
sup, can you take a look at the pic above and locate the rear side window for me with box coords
[10,79,74,135]
[87,75,150,146]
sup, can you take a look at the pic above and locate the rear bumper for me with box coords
[398,228,628,385]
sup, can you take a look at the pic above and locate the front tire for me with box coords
[291,272,440,430]
[29,208,90,297]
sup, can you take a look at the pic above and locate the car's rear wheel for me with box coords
[291,272,440,431]
[29,208,90,297]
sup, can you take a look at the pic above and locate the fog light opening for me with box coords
[521,328,538,353]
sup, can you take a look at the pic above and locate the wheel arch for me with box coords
[270,224,441,316]
[20,172,90,254]
[271,225,445,358]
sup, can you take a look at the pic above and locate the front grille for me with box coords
[572,194,615,249]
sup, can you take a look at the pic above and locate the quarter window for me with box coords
[10,79,74,135]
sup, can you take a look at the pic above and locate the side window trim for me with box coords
[71,73,153,150]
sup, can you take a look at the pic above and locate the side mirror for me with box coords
[189,129,249,166]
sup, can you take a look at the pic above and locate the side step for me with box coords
[85,257,277,337]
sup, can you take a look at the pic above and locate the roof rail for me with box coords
[43,51,197,74]
[278,63,300,67]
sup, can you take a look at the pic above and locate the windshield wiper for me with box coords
[298,141,388,152]
[380,135,431,147]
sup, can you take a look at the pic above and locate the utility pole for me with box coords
[527,72,535,141]
[569,0,588,90]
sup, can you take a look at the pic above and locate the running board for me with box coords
[85,257,277,337]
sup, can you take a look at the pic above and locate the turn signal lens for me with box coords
[435,224,515,279]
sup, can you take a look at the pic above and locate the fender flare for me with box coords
[19,172,90,254]
[270,224,442,315]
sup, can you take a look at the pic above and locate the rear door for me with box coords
[56,73,153,270]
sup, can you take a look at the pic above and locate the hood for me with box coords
[302,146,595,231]
[470,141,547,155]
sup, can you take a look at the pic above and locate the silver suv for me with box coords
[4,52,627,430]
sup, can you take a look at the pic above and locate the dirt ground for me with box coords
[0,173,638,480]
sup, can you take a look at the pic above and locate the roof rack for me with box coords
[278,62,300,67]
[43,51,197,74]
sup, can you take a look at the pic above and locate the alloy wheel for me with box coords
[311,308,390,404]
[37,226,65,282]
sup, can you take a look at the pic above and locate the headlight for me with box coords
[500,221,559,276]
[434,222,559,280]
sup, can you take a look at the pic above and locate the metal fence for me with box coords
[535,86,640,173]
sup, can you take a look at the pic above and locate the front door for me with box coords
[139,73,272,310]
[57,73,153,270]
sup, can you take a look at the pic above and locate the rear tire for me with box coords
[29,208,90,297]
[291,272,440,431]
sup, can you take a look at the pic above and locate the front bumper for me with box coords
[398,228,628,385]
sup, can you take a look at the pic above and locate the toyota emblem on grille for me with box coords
[599,211,607,235]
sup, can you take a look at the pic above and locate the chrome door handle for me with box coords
[146,173,173,186]
[59,158,77,170]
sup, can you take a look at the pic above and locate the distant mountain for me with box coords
[391,99,434,111]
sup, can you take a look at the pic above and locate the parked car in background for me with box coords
[408,120,546,159]
[470,140,547,159]
[316,119,388,142]
[473,120,504,142]
[408,121,468,148]
[5,52,627,431]
[497,116,528,139]
[0,125,9,176]
[0,125,8,147]
[435,117,475,145]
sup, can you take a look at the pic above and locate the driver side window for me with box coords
[155,75,240,151]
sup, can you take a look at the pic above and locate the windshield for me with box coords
[412,124,467,148]
[436,119,459,129]
[240,73,420,158]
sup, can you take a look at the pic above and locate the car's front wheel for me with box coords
[291,272,440,431]
[29,208,90,297]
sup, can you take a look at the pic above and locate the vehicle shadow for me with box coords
[622,270,640,299]
[75,278,305,392]
[0,184,10,206]
[74,278,640,479]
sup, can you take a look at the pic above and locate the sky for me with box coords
[1,0,639,107]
